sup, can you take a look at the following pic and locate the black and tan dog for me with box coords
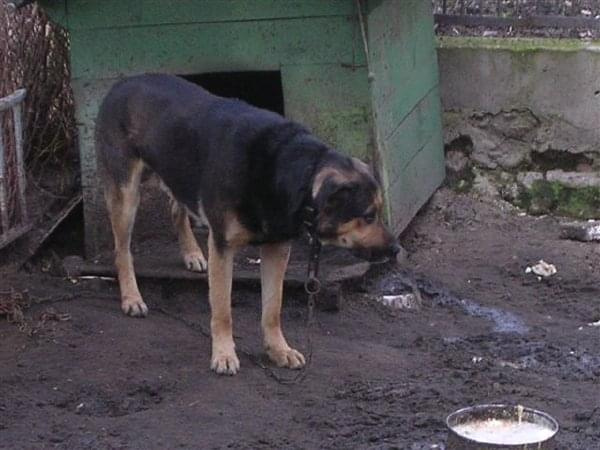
[96,74,399,375]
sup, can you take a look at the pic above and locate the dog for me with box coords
[96,74,400,375]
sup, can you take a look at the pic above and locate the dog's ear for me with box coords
[316,180,359,213]
[352,157,372,175]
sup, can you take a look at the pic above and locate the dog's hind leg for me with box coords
[169,200,207,272]
[105,159,147,317]
[207,232,239,375]
[260,242,305,369]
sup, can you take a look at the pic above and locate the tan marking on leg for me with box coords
[224,211,253,248]
[208,231,239,375]
[105,159,147,317]
[170,200,207,272]
[260,242,305,369]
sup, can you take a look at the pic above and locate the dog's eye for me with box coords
[363,212,376,224]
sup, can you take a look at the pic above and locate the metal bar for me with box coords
[0,89,26,112]
[460,0,466,16]
[12,95,27,224]
[497,0,502,16]
[442,0,447,15]
[0,122,9,234]
[434,13,600,29]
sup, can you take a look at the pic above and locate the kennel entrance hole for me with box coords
[182,71,285,115]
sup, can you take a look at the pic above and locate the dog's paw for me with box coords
[267,346,306,369]
[121,295,148,317]
[211,351,240,375]
[183,250,207,272]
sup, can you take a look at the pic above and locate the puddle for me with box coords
[371,270,528,335]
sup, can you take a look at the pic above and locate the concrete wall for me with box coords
[436,37,600,218]
[438,37,600,143]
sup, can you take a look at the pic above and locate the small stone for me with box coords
[445,150,469,174]
[517,171,544,189]
[546,170,600,189]
[560,220,600,242]
[472,172,499,198]
[378,293,421,310]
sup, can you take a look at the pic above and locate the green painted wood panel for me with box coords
[367,0,444,232]
[69,16,362,80]
[65,0,355,30]
[281,64,372,160]
[70,78,118,256]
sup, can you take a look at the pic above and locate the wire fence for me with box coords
[433,1,600,17]
[0,1,77,247]
[433,0,600,36]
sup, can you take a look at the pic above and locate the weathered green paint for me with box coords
[437,36,599,52]
[281,64,372,159]
[367,0,445,231]
[70,17,363,80]
[40,0,444,255]
[65,0,356,30]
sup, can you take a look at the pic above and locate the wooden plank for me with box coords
[367,0,445,232]
[386,125,445,232]
[70,17,360,79]
[434,13,600,30]
[65,0,356,30]
[368,2,439,140]
[381,87,444,185]
[0,223,33,250]
[63,258,370,286]
[281,64,372,160]
[70,79,116,257]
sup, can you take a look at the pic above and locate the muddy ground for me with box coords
[1,187,599,449]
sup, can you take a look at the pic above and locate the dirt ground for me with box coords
[1,187,599,449]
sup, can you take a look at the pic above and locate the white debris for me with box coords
[378,294,421,310]
[588,320,600,327]
[472,356,483,364]
[561,220,600,242]
[525,260,557,278]
[246,257,261,265]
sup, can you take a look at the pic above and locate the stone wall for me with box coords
[437,37,600,218]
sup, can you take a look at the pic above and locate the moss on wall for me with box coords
[517,180,600,218]
[436,36,594,52]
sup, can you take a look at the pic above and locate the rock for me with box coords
[377,293,421,310]
[500,182,520,202]
[534,119,598,155]
[469,127,501,169]
[495,140,531,169]
[472,172,499,198]
[445,150,469,174]
[546,170,600,189]
[517,171,544,189]
[560,221,600,242]
[490,109,539,140]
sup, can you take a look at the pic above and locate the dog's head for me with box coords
[311,156,400,262]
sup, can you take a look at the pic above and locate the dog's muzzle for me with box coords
[352,242,402,263]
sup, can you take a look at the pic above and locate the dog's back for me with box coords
[96,74,305,213]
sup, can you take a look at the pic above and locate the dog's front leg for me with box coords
[208,233,239,375]
[260,242,306,369]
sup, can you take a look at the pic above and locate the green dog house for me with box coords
[39,0,444,256]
